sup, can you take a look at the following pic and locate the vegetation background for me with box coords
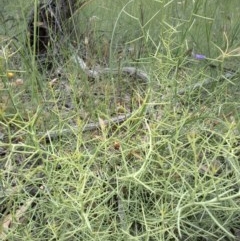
[1,0,240,240]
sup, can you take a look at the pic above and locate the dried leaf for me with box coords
[98,117,106,132]
[0,198,34,240]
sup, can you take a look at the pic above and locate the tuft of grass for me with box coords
[1,0,240,240]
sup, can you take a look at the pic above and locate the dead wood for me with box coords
[27,0,84,65]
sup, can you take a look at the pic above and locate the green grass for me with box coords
[1,0,240,240]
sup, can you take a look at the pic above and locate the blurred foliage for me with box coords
[1,0,240,60]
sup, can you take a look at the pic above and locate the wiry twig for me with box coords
[40,113,132,141]
[74,55,150,82]
[177,70,237,96]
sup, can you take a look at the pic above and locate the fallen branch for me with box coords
[40,113,132,141]
[74,56,149,82]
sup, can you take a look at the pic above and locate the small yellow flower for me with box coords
[7,72,15,79]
